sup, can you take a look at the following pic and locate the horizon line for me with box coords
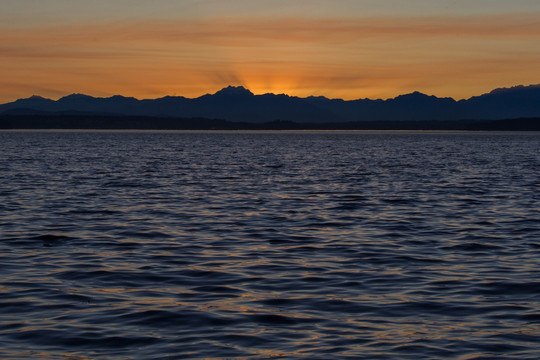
[3,83,540,105]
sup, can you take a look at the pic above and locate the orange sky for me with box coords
[2,1,540,102]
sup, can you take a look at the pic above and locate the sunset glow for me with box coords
[2,1,540,101]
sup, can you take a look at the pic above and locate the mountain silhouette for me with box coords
[212,85,254,97]
[2,84,540,122]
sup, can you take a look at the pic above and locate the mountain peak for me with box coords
[395,91,431,99]
[28,95,47,100]
[12,95,53,104]
[487,84,540,96]
[59,93,95,101]
[213,85,254,97]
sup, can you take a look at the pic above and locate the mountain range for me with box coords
[2,84,540,123]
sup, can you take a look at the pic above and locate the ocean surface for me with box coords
[0,130,539,359]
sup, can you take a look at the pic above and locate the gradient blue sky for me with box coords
[2,0,540,101]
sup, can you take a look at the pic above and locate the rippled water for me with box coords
[1,130,539,359]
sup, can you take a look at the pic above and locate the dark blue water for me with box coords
[1,130,539,359]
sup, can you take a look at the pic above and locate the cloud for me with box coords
[3,13,539,69]
[2,13,540,48]
[1,12,540,101]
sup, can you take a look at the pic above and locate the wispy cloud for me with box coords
[1,13,540,101]
[3,13,540,47]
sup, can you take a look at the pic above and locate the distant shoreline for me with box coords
[1,114,539,131]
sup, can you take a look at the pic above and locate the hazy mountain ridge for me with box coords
[2,84,540,122]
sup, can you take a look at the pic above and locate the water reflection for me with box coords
[0,131,539,359]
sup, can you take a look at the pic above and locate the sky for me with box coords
[2,0,540,102]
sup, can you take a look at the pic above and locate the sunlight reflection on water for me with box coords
[0,130,539,359]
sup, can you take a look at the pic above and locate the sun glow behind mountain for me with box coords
[2,0,540,102]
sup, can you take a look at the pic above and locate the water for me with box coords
[0,130,539,359]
